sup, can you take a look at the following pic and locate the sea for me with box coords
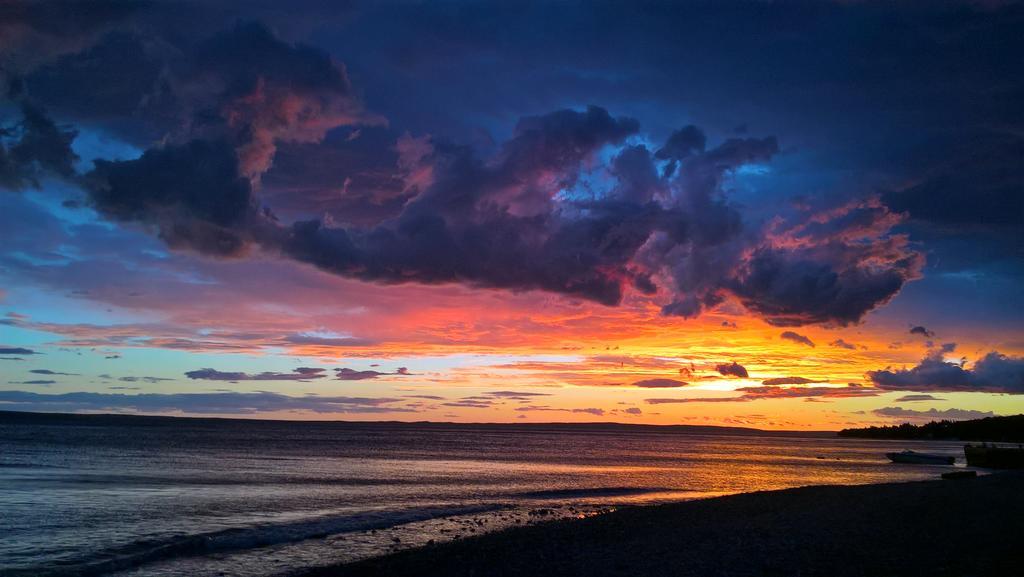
[0,411,970,577]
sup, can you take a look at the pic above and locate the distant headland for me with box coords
[840,414,1024,442]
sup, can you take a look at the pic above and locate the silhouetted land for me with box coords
[302,472,1024,577]
[0,410,832,437]
[839,414,1024,442]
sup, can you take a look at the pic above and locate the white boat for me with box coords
[886,450,954,465]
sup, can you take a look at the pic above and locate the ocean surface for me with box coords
[0,412,970,577]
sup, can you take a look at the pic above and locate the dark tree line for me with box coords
[839,414,1024,442]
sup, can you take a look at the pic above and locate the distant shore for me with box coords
[301,472,1024,577]
[0,409,835,436]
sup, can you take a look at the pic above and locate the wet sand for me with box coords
[300,472,1024,577]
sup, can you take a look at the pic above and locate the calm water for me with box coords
[0,413,969,577]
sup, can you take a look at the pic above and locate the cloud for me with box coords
[283,333,378,348]
[881,129,1024,273]
[0,390,414,414]
[179,21,376,179]
[872,406,995,421]
[715,362,748,378]
[893,394,945,402]
[29,369,78,376]
[645,396,741,404]
[8,1,1020,349]
[909,325,936,338]
[655,125,706,164]
[114,376,173,383]
[70,91,917,327]
[829,339,858,350]
[631,378,689,388]
[0,0,143,91]
[437,391,553,405]
[868,350,1024,394]
[184,367,327,381]
[0,103,79,190]
[646,384,877,404]
[761,377,820,386]
[335,367,409,381]
[515,405,605,417]
[8,380,55,385]
[87,139,261,257]
[483,390,551,398]
[31,19,373,176]
[0,347,39,355]
[280,105,645,307]
[727,199,922,326]
[780,331,814,347]
[442,400,492,409]
[61,20,374,256]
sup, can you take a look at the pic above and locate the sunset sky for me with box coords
[1,0,1022,429]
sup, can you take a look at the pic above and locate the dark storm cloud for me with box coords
[655,125,706,167]
[716,362,748,379]
[184,367,327,381]
[68,104,923,324]
[631,378,688,388]
[0,0,139,80]
[10,5,995,328]
[0,390,414,414]
[779,331,814,347]
[86,139,261,257]
[868,351,1024,394]
[24,18,916,330]
[0,104,78,190]
[260,125,414,227]
[329,0,1024,289]
[881,132,1024,274]
[279,105,647,307]
[180,21,373,178]
[729,200,922,327]
[25,18,373,172]
[22,31,167,133]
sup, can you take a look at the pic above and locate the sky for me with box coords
[0,0,1022,429]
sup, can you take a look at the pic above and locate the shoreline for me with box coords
[0,409,835,436]
[298,472,1024,577]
